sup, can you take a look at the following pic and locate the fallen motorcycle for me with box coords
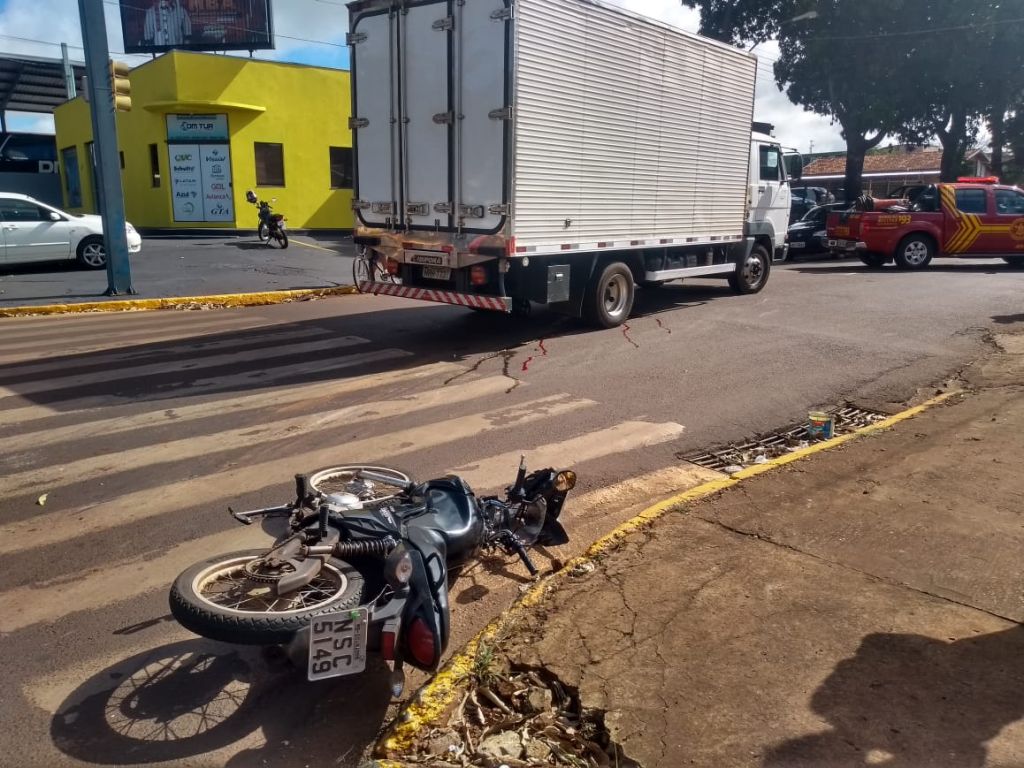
[168,461,575,695]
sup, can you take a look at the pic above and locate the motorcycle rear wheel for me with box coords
[169,549,367,645]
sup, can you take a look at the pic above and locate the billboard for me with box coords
[119,0,274,54]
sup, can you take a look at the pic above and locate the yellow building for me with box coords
[53,51,353,231]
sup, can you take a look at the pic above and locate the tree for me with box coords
[772,4,931,199]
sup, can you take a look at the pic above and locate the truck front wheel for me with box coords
[728,244,771,295]
[583,262,635,328]
[894,235,934,270]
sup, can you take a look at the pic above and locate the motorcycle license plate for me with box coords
[422,266,451,281]
[307,607,368,681]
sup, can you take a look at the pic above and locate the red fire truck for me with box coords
[827,178,1024,269]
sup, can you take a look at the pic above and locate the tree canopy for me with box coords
[682,0,1024,195]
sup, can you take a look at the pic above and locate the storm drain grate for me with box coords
[678,405,890,473]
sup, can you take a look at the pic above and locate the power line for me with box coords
[0,32,150,57]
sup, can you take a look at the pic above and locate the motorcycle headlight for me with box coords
[554,470,577,493]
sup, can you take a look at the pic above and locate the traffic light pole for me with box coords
[77,0,135,296]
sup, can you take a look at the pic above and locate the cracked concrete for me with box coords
[498,327,1024,767]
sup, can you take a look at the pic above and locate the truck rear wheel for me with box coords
[728,244,770,294]
[583,262,635,329]
[894,235,934,270]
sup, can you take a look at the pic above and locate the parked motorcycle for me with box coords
[246,190,288,249]
[168,461,575,695]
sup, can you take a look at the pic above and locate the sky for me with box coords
[0,0,844,153]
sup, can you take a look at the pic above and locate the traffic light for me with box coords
[110,60,132,112]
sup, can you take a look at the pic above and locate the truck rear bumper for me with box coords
[827,239,868,252]
[357,282,512,313]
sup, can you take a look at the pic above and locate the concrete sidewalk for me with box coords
[397,329,1024,768]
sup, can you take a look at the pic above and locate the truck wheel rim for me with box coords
[192,555,347,616]
[82,243,106,266]
[603,274,630,318]
[904,241,929,265]
[743,253,766,287]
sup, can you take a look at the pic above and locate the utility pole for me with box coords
[77,0,135,296]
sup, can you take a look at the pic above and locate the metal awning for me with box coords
[0,53,85,115]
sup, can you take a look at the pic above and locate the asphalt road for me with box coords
[1,256,1023,767]
[0,234,356,306]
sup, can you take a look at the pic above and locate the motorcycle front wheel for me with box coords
[169,549,367,645]
[275,230,289,249]
[257,222,269,242]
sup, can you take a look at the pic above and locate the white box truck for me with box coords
[347,0,795,328]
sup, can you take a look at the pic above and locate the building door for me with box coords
[166,114,233,224]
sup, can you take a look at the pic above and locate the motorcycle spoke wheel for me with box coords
[193,555,347,616]
[308,465,410,504]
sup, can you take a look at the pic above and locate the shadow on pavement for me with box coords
[0,281,725,413]
[791,261,1024,276]
[993,313,1024,325]
[50,637,390,767]
[763,625,1024,768]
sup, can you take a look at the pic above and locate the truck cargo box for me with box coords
[348,0,757,253]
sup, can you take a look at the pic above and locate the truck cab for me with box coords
[749,131,794,262]
[827,178,1024,269]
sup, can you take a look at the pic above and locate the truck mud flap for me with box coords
[358,282,511,313]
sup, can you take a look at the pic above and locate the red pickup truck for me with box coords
[827,178,1024,269]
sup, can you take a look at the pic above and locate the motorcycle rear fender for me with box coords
[401,528,449,669]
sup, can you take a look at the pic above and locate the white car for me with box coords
[0,193,142,269]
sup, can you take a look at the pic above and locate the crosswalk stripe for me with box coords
[0,394,595,557]
[3,376,519,495]
[0,316,270,358]
[0,361,465,455]
[0,348,413,426]
[0,519,273,635]
[0,310,259,337]
[1,325,329,379]
[0,336,371,398]
[456,420,686,489]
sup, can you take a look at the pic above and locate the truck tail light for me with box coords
[470,265,488,286]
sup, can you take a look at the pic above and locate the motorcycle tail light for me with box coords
[470,265,488,286]
[407,617,437,667]
[386,258,400,275]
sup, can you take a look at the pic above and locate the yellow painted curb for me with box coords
[0,286,357,318]
[374,390,960,758]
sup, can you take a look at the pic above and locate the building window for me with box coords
[61,146,82,208]
[149,143,161,187]
[955,188,988,214]
[329,147,353,189]
[254,142,285,187]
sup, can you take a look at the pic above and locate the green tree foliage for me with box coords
[682,0,1024,192]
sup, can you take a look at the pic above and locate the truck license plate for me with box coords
[422,266,451,281]
[307,607,368,681]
